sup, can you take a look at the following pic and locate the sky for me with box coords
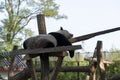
[27,0,120,52]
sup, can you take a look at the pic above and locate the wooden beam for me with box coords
[96,41,106,80]
[69,27,120,43]
[9,45,81,56]
[12,66,91,80]
[50,56,64,80]
[41,66,91,72]
[84,57,114,64]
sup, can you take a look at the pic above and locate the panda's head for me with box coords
[56,27,73,39]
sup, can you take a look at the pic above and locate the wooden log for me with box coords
[26,59,37,80]
[69,27,120,43]
[96,41,107,80]
[84,57,114,64]
[86,44,98,80]
[37,14,47,34]
[50,66,91,72]
[37,14,49,80]
[50,56,64,80]
[36,66,91,72]
[11,66,91,80]
[10,45,81,56]
[89,47,98,80]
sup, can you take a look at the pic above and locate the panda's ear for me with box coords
[60,27,63,30]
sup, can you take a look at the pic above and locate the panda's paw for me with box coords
[69,50,74,58]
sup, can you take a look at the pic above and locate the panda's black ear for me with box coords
[60,27,63,30]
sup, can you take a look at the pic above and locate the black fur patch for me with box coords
[49,32,74,57]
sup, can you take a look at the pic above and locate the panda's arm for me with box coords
[60,37,74,58]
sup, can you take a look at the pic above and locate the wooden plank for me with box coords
[9,45,81,56]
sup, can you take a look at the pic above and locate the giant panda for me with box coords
[23,27,74,58]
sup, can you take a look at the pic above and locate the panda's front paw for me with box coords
[69,50,74,58]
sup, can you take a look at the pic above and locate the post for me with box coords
[37,14,49,80]
[50,56,64,80]
[37,14,47,34]
[26,59,37,80]
[77,52,80,80]
[96,41,106,80]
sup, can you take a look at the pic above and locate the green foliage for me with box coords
[35,53,88,80]
[109,49,120,61]
[106,61,120,77]
[39,0,67,19]
[103,48,120,78]
[0,0,65,51]
[56,61,88,80]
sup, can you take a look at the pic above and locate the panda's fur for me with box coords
[23,27,74,58]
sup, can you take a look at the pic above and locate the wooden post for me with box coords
[91,46,97,80]
[91,63,97,80]
[37,14,47,34]
[26,60,37,80]
[96,41,106,80]
[50,56,64,80]
[37,14,49,80]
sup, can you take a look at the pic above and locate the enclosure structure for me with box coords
[1,14,120,80]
